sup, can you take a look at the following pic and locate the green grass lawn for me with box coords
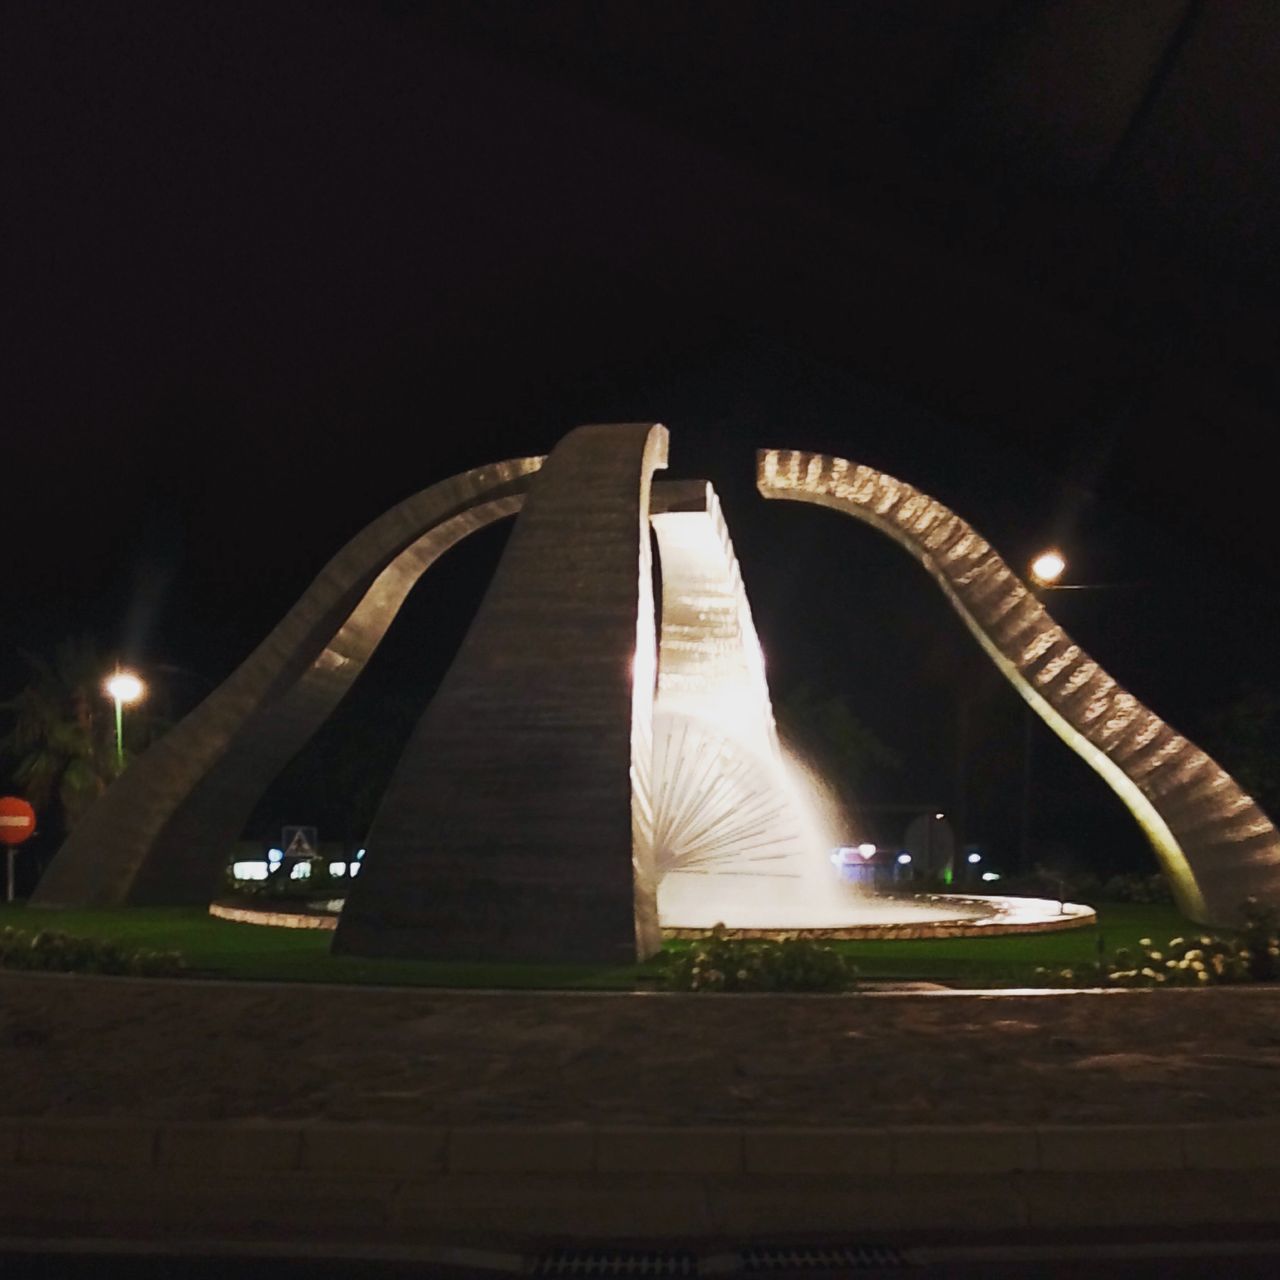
[0,900,1207,990]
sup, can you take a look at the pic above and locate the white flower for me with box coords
[1139,937,1152,947]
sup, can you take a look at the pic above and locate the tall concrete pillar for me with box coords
[334,423,668,963]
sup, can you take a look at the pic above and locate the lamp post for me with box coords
[1019,552,1067,870]
[104,670,145,769]
[1021,549,1120,867]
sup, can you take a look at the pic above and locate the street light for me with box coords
[1030,549,1066,587]
[1021,549,1129,867]
[104,670,145,768]
[1019,552,1068,868]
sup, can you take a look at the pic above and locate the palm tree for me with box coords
[0,636,120,832]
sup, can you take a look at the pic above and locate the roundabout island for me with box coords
[24,424,1280,970]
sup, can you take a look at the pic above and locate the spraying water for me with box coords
[648,482,993,932]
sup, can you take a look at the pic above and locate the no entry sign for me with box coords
[0,797,36,846]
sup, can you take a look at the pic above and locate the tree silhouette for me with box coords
[0,636,121,832]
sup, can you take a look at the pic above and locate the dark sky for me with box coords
[5,1,1278,867]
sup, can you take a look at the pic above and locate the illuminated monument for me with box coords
[32,425,1280,957]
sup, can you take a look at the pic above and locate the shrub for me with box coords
[1033,899,1279,988]
[662,925,857,992]
[0,926,185,977]
[1098,872,1173,905]
[995,865,1172,905]
[225,860,346,901]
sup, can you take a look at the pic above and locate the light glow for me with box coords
[1030,550,1066,586]
[329,861,347,877]
[289,861,311,880]
[857,843,876,858]
[897,853,912,865]
[267,847,284,864]
[231,860,269,880]
[104,670,145,705]
[967,852,982,864]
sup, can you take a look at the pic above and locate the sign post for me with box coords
[0,797,37,903]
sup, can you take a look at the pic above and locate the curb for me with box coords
[6,1117,1279,1178]
[3,1118,1280,1244]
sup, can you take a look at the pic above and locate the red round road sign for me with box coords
[0,797,36,846]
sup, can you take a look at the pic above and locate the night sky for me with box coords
[6,2,1279,874]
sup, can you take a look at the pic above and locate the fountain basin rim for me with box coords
[660,894,1096,941]
[209,893,1097,941]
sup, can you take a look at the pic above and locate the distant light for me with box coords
[356,848,366,860]
[967,852,982,864]
[934,812,944,821]
[329,862,347,877]
[349,861,362,876]
[231,860,269,881]
[982,871,1001,882]
[897,853,912,865]
[289,862,311,880]
[104,671,145,705]
[267,848,284,864]
[858,842,876,859]
[1031,550,1066,586]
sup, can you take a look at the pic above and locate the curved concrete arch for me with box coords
[334,423,669,963]
[758,448,1280,926]
[32,457,544,908]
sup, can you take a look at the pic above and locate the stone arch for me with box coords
[32,457,544,908]
[758,448,1280,926]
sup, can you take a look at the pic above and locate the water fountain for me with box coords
[42,421,1274,959]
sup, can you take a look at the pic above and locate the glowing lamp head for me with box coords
[897,853,912,866]
[857,842,876,859]
[105,671,145,705]
[1030,550,1066,586]
[967,852,982,864]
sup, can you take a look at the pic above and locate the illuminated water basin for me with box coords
[657,873,1094,940]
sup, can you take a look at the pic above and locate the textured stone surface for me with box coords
[1037,1122,1184,1171]
[594,1126,742,1173]
[33,458,542,908]
[300,1123,447,1174]
[158,1120,302,1170]
[758,448,1280,926]
[743,1127,893,1175]
[335,423,668,963]
[9,972,1280,1129]
[895,1125,1038,1174]
[7,976,1280,1245]
[448,1127,594,1173]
